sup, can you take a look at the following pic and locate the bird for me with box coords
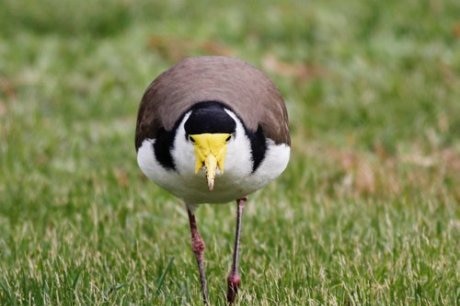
[135,56,290,304]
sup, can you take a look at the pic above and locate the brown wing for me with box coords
[135,56,290,150]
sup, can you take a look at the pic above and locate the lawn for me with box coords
[1,0,459,305]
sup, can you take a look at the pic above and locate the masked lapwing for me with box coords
[135,56,290,304]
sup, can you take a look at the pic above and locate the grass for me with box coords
[1,0,459,305]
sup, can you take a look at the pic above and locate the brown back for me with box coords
[135,56,290,149]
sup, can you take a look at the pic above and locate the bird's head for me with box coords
[184,102,236,191]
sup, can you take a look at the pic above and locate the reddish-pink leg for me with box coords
[186,206,209,305]
[227,197,246,304]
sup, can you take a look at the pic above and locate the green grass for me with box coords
[1,0,460,305]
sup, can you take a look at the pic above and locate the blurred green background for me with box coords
[1,0,459,305]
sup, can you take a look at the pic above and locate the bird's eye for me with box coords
[189,136,195,143]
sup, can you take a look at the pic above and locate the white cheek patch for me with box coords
[171,113,196,175]
[223,110,253,178]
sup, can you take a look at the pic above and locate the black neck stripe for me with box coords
[153,127,176,170]
[245,125,267,173]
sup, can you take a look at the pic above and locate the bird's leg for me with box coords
[227,197,247,304]
[186,205,209,305]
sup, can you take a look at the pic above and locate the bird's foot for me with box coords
[226,273,241,304]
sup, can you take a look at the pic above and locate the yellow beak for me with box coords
[190,133,230,190]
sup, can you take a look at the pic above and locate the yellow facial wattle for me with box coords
[190,133,230,190]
